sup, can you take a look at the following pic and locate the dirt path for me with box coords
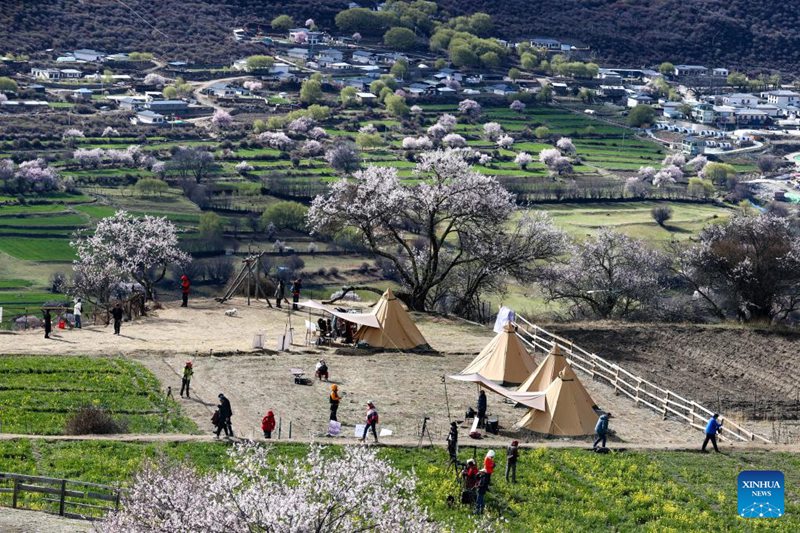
[0,298,722,447]
[0,508,91,533]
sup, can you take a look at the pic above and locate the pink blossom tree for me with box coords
[436,113,457,131]
[653,165,683,187]
[637,166,657,182]
[687,155,708,172]
[102,126,119,137]
[10,159,62,194]
[662,153,686,167]
[509,99,526,113]
[71,211,190,302]
[308,126,328,140]
[243,80,263,91]
[426,123,448,142]
[301,140,324,156]
[352,32,362,43]
[287,116,316,136]
[100,443,435,532]
[458,99,482,119]
[540,229,670,318]
[258,131,295,151]
[211,109,233,129]
[309,149,564,310]
[143,73,168,87]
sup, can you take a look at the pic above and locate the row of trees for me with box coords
[309,149,800,322]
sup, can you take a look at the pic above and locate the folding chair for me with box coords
[304,320,318,346]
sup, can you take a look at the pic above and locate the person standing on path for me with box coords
[505,440,519,483]
[360,401,379,443]
[290,278,302,311]
[275,279,286,308]
[216,393,233,438]
[43,309,52,339]
[261,410,276,439]
[73,298,82,329]
[180,361,193,398]
[180,275,191,307]
[477,390,487,429]
[111,302,123,335]
[702,413,723,453]
[329,384,341,421]
[593,413,611,450]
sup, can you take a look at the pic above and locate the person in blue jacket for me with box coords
[593,412,611,449]
[702,413,723,452]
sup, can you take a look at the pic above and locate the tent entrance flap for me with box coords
[448,373,546,411]
[296,300,380,329]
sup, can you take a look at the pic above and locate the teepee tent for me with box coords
[460,324,536,385]
[517,344,569,393]
[353,288,429,350]
[516,366,598,436]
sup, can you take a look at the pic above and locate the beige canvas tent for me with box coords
[460,324,537,385]
[353,288,429,350]
[515,366,598,436]
[517,344,569,393]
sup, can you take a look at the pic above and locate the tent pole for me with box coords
[442,375,452,422]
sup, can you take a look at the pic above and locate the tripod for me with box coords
[417,417,434,447]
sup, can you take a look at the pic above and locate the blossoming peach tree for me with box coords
[308,149,565,312]
[70,211,190,305]
[100,442,438,532]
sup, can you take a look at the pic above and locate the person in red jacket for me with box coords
[360,401,379,443]
[261,410,276,439]
[180,275,191,307]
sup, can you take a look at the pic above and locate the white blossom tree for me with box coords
[235,161,254,174]
[102,126,119,137]
[426,123,448,142]
[637,166,657,182]
[509,99,526,113]
[540,229,671,319]
[402,136,433,150]
[100,443,436,533]
[515,152,533,169]
[653,165,683,187]
[662,153,686,167]
[496,135,514,149]
[287,116,316,136]
[442,133,466,147]
[309,149,565,310]
[410,105,423,114]
[482,122,503,141]
[324,142,361,174]
[143,73,168,87]
[5,159,62,194]
[308,126,328,140]
[556,137,576,155]
[301,140,324,156]
[436,113,457,131]
[71,211,190,302]
[258,131,294,151]
[539,148,561,167]
[687,155,708,172]
[243,80,263,91]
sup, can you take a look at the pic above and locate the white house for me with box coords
[270,63,291,75]
[627,94,653,108]
[351,51,376,65]
[316,49,344,65]
[765,90,800,107]
[135,110,165,124]
[31,68,61,80]
[674,65,708,77]
[712,68,729,77]
[286,48,310,61]
[288,29,324,45]
[73,49,106,62]
[722,93,758,106]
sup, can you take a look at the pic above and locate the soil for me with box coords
[2,298,796,447]
[0,508,91,532]
[550,322,800,420]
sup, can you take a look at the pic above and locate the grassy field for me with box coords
[0,440,795,530]
[525,201,734,245]
[0,356,196,435]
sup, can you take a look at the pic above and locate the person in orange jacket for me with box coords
[483,449,495,475]
[180,275,191,307]
[261,410,276,439]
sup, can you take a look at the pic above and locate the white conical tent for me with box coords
[517,344,569,393]
[353,288,429,350]
[459,324,537,385]
[515,366,598,436]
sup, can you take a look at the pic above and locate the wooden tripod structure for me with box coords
[217,252,273,307]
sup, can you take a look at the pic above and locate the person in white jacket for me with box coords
[73,298,83,329]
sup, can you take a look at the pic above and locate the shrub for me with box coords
[651,206,673,226]
[65,405,127,435]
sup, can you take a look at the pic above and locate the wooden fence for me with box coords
[0,472,120,520]
[513,315,770,444]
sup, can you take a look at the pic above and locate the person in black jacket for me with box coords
[477,390,487,428]
[446,422,458,462]
[43,309,52,339]
[216,393,233,437]
[475,468,490,515]
[111,302,124,335]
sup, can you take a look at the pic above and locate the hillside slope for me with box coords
[439,0,800,73]
[2,1,799,72]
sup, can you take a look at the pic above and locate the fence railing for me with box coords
[513,315,770,444]
[0,472,120,520]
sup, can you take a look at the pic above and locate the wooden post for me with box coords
[288,420,292,439]
[614,366,620,395]
[663,391,669,420]
[635,379,641,407]
[12,478,19,508]
[591,358,597,379]
[59,479,67,516]
[246,263,252,306]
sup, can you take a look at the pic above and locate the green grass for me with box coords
[0,279,33,289]
[0,238,75,261]
[529,201,733,245]
[0,356,197,435]
[0,441,796,530]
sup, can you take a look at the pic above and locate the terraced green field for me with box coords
[0,356,196,435]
